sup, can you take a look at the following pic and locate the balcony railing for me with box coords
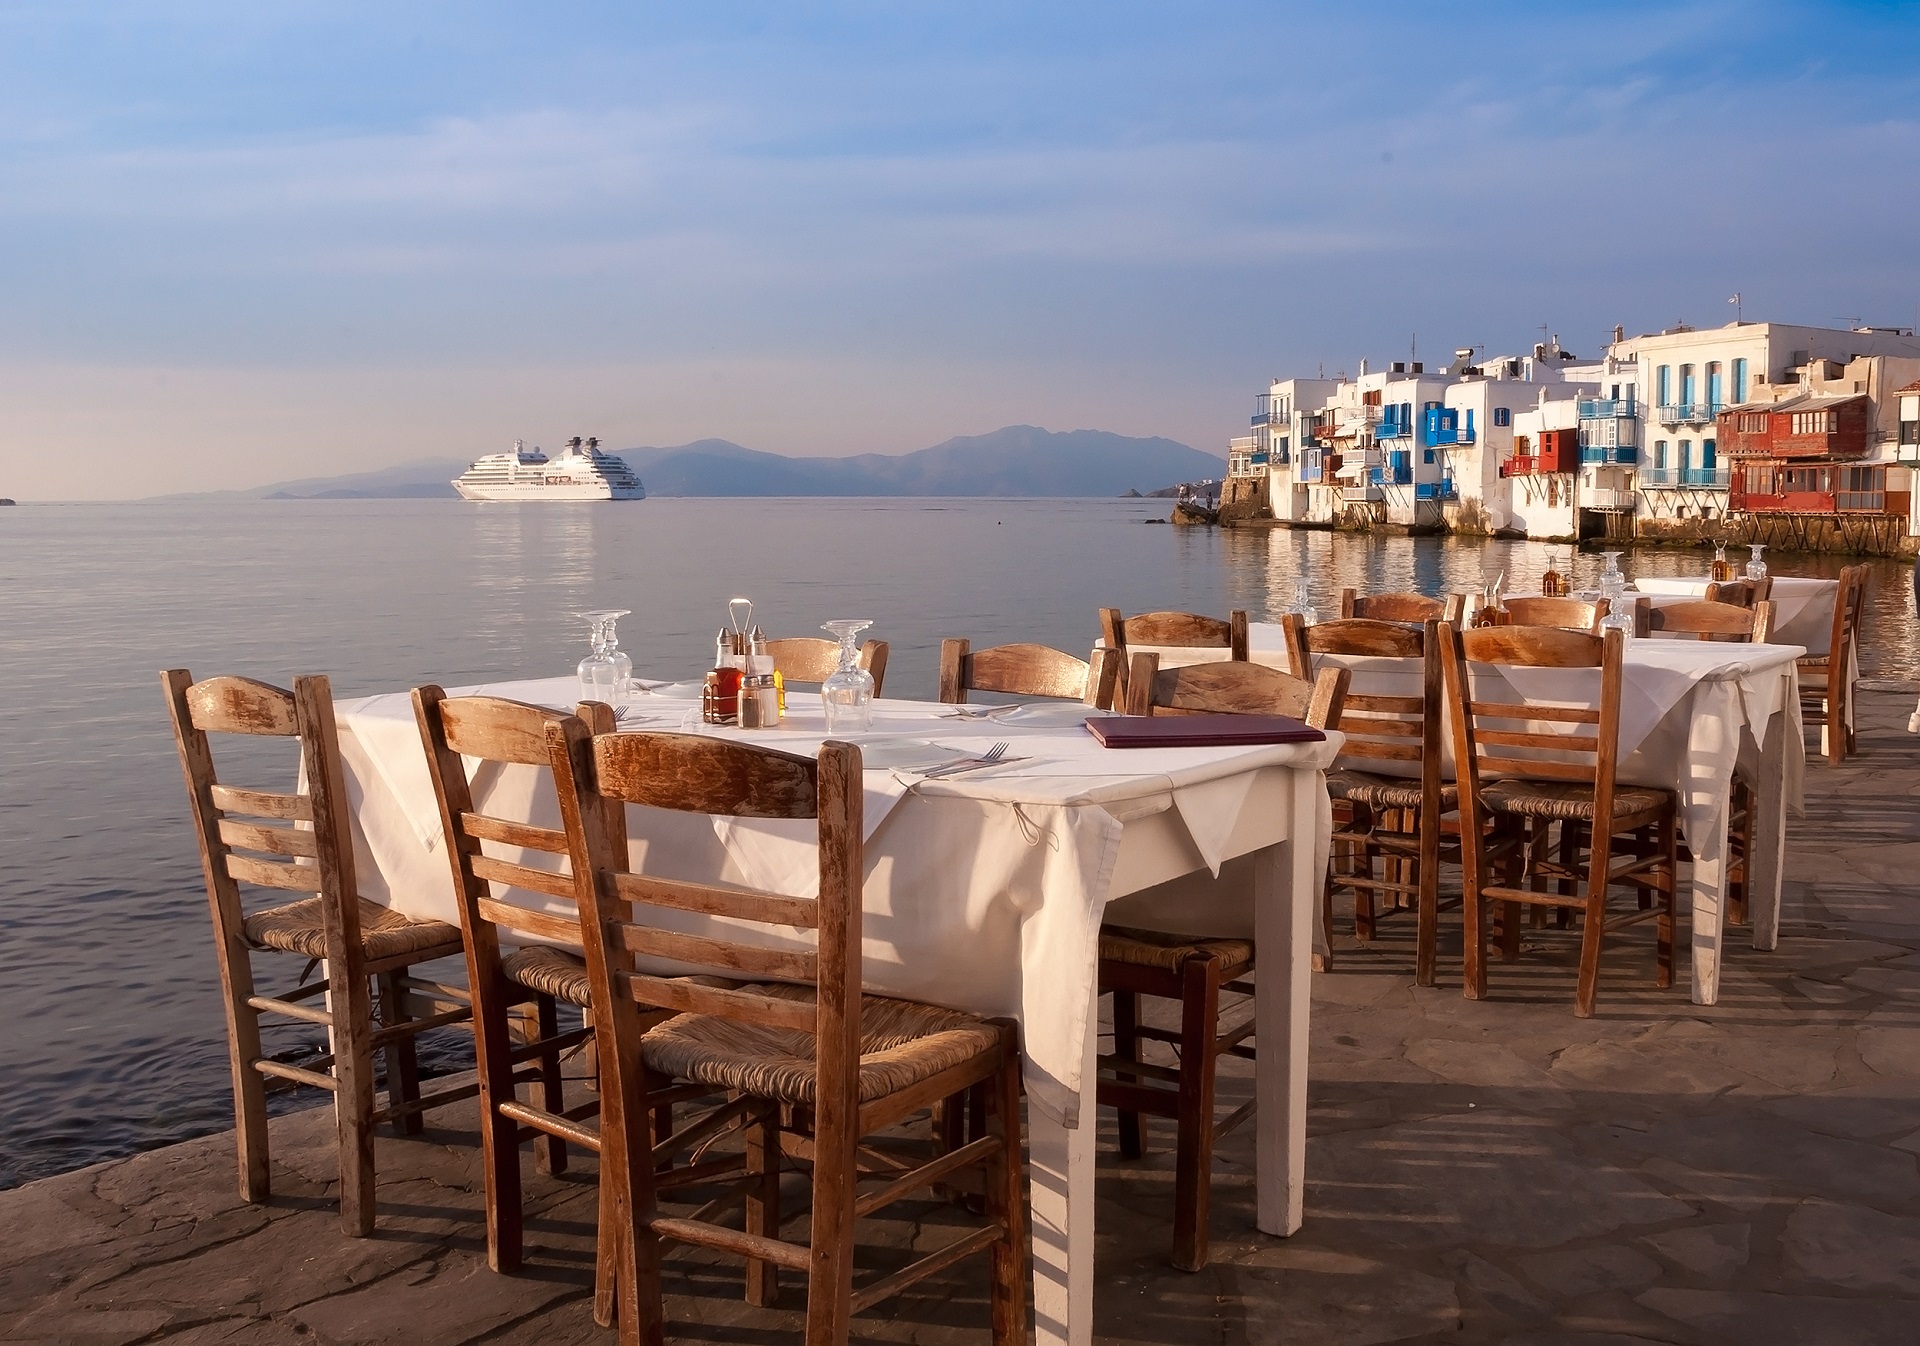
[1414,481,1458,502]
[1249,452,1269,467]
[1424,426,1475,446]
[1251,411,1285,427]
[1584,486,1637,511]
[1375,420,1413,441]
[1339,484,1384,502]
[1579,445,1638,466]
[1640,465,1731,488]
[1499,455,1538,478]
[1836,490,1887,513]
[1655,402,1722,425]
[1577,398,1639,420]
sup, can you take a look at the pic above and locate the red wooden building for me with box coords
[1720,392,1906,517]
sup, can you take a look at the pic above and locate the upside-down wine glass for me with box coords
[820,619,875,733]
[576,608,632,703]
[1746,543,1768,582]
[1597,553,1634,639]
[1292,576,1317,626]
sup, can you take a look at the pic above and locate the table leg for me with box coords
[1747,703,1789,953]
[1254,781,1315,1236]
[1026,979,1100,1346]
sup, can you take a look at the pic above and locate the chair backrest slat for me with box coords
[592,733,818,819]
[615,925,818,982]
[209,784,312,821]
[224,852,324,892]
[1339,589,1463,624]
[621,973,820,1033]
[766,637,890,695]
[185,676,302,737]
[469,853,579,903]
[1126,651,1348,727]
[1502,596,1608,633]
[459,812,568,852]
[1646,599,1772,643]
[475,898,581,945]
[613,871,820,928]
[938,638,1117,707]
[1704,579,1756,608]
[216,816,319,859]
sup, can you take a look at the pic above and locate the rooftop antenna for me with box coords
[1410,332,1417,364]
[1728,292,1742,321]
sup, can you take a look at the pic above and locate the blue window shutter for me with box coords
[1733,359,1748,403]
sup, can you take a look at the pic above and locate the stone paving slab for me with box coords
[4,694,1919,1344]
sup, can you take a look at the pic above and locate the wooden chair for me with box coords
[1438,625,1679,1017]
[765,637,890,696]
[414,691,720,1324]
[1283,617,1452,986]
[937,639,1119,708]
[1645,599,1775,643]
[1101,653,1346,1272]
[1501,596,1608,633]
[1099,607,1249,710]
[1338,589,1466,624]
[549,726,1027,1345]
[161,670,476,1236]
[1801,564,1869,764]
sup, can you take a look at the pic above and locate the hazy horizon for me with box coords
[4,3,1917,501]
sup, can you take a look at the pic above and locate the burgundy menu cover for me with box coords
[1085,713,1326,749]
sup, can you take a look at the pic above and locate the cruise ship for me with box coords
[452,437,646,501]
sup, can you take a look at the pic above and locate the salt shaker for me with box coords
[739,628,780,728]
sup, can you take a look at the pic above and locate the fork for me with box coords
[921,741,1011,779]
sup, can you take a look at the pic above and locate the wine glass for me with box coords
[575,609,631,703]
[1292,576,1317,626]
[1746,543,1768,582]
[1596,554,1634,638]
[820,619,875,733]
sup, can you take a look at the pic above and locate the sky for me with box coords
[3,2,1918,500]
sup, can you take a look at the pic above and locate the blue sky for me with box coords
[3,2,1918,497]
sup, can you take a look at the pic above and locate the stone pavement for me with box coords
[5,692,1919,1345]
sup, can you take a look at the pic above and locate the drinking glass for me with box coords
[1596,553,1634,638]
[1746,544,1768,582]
[820,619,875,733]
[575,608,632,703]
[1292,576,1317,626]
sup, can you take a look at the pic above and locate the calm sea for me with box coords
[1,497,1914,1188]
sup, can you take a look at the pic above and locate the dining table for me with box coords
[1125,626,1808,1006]
[331,676,1340,1346]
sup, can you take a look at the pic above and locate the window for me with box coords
[1706,362,1723,409]
[1423,448,1435,464]
[1791,410,1838,435]
[1653,439,1668,468]
[1679,439,1693,471]
[1657,365,1672,406]
[1609,383,1620,400]
[1733,358,1749,403]
[1493,407,1511,427]
[1702,438,1716,468]
[1364,390,1382,407]
[1680,364,1697,408]
[1738,412,1769,433]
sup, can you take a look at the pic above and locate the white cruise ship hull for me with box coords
[453,479,644,501]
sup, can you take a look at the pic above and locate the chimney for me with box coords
[1613,324,1625,344]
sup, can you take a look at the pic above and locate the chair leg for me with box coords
[592,1162,618,1328]
[1112,989,1146,1159]
[746,1104,783,1307]
[221,948,273,1203]
[532,994,568,1177]
[984,1031,1029,1346]
[1656,816,1677,989]
[1463,844,1488,1001]
[328,966,378,1238]
[801,1130,857,1346]
[1171,956,1221,1273]
[1574,830,1613,1019]
[377,970,424,1138]
[610,1066,667,1346]
[1415,812,1441,989]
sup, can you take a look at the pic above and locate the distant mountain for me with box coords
[155,426,1224,501]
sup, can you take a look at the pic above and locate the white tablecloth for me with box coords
[334,679,1340,1346]
[1144,630,1807,1005]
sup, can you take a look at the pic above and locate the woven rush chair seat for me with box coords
[1326,767,1458,813]
[643,982,1003,1106]
[500,944,593,1006]
[1099,925,1253,975]
[1482,779,1671,825]
[244,896,463,964]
